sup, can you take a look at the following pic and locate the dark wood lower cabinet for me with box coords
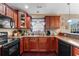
[24,37,29,51]
[22,37,57,52]
[72,46,79,56]
[39,37,48,52]
[50,37,57,52]
[29,37,39,51]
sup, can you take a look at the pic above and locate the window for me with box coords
[31,18,45,32]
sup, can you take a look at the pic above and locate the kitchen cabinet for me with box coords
[45,16,60,29]
[18,12,31,29]
[20,38,24,55]
[25,16,31,29]
[72,47,79,56]
[24,37,29,51]
[29,37,39,51]
[58,40,71,56]
[18,12,26,28]
[55,37,58,54]
[13,10,18,28]
[54,16,60,28]
[50,37,57,52]
[50,16,55,29]
[39,37,48,51]
[0,3,5,15]
[6,6,14,19]
[20,37,58,52]
[45,16,50,29]
[50,16,60,29]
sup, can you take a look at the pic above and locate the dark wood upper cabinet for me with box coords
[45,16,50,29]
[54,16,60,28]
[18,12,31,29]
[6,6,14,19]
[25,16,31,29]
[45,16,60,29]
[13,11,18,28]
[0,3,5,15]
[49,16,55,29]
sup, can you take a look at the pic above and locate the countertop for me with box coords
[55,35,79,48]
[1,35,79,48]
[11,35,79,48]
[8,35,54,38]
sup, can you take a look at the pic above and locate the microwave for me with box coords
[0,18,15,28]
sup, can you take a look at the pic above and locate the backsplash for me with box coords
[0,29,15,36]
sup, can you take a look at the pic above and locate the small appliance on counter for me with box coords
[46,30,51,36]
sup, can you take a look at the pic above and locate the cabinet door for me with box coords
[6,7,13,19]
[0,4,5,15]
[49,16,55,29]
[45,16,50,29]
[39,37,48,51]
[55,38,58,54]
[50,37,56,52]
[72,47,79,56]
[20,38,24,55]
[13,11,18,28]
[24,37,29,51]
[54,16,60,28]
[29,37,39,51]
[25,16,31,29]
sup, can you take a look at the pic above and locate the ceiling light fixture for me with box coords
[25,5,29,9]
[37,11,39,13]
[67,3,71,20]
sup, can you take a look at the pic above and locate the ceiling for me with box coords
[6,3,79,15]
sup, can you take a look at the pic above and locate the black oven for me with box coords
[2,39,20,56]
[0,32,8,45]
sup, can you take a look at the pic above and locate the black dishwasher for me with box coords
[58,40,71,56]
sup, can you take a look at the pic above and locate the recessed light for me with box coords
[67,19,72,23]
[25,5,29,9]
